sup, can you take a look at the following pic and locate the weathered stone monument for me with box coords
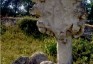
[32,0,87,64]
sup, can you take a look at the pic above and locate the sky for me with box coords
[87,0,91,3]
[9,4,27,12]
[19,5,27,12]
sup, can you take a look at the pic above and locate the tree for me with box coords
[1,0,34,16]
[1,0,13,16]
[86,0,93,24]
[88,5,93,20]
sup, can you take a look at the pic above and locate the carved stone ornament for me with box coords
[32,0,87,64]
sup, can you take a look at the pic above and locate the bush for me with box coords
[72,38,93,64]
[17,17,48,40]
[17,17,40,35]
[0,24,6,35]
[43,38,57,56]
[17,16,50,40]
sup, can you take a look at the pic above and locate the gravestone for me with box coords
[32,0,87,64]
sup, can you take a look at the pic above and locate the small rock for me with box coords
[29,52,48,64]
[40,61,54,64]
[12,56,29,64]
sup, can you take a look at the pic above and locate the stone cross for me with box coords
[32,0,87,64]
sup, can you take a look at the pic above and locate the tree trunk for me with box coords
[57,36,72,64]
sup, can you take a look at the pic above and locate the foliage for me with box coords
[1,0,34,16]
[88,5,93,20]
[43,38,57,56]
[0,24,6,35]
[72,38,93,64]
[17,16,37,34]
[86,0,93,24]
[17,16,48,39]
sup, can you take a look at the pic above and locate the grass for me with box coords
[1,25,56,64]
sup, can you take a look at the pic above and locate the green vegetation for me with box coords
[1,17,93,64]
[1,0,34,16]
[0,24,6,35]
[73,38,93,64]
[17,16,49,39]
[17,16,38,35]
[1,18,55,64]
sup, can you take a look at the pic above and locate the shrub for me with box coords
[72,38,93,64]
[17,16,49,40]
[17,17,40,35]
[0,24,6,35]
[43,38,57,56]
